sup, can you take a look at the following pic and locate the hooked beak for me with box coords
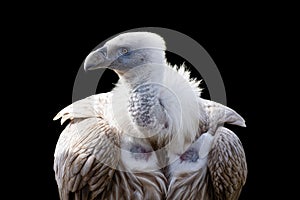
[84,46,111,71]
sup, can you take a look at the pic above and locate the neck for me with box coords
[113,61,169,140]
[118,61,167,89]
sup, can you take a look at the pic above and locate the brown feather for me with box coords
[54,94,121,200]
[208,127,247,200]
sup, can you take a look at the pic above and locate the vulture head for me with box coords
[84,32,167,76]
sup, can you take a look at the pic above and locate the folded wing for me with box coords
[53,93,120,200]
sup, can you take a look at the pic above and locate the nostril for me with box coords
[99,46,107,57]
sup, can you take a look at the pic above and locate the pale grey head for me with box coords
[84,32,167,75]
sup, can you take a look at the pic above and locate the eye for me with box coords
[121,48,128,54]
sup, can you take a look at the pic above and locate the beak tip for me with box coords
[83,57,98,71]
[83,46,109,71]
[83,61,92,72]
[83,63,91,72]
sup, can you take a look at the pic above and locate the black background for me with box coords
[5,7,293,200]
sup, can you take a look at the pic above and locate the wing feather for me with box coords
[208,127,247,200]
[54,93,120,200]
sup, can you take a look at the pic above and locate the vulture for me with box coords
[53,32,247,200]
